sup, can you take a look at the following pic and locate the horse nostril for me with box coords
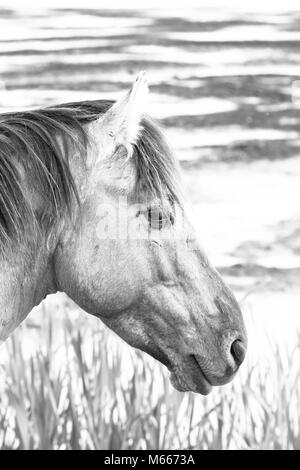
[230,339,246,366]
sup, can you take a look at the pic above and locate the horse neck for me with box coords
[0,225,60,342]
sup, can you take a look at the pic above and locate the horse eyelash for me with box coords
[147,208,174,230]
[136,207,175,231]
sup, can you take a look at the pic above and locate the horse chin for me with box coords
[143,343,213,395]
[166,354,214,395]
[169,368,212,395]
[151,347,213,394]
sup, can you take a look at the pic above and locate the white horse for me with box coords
[0,73,246,394]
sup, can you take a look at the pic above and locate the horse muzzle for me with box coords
[168,331,247,394]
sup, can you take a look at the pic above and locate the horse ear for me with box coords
[97,71,149,159]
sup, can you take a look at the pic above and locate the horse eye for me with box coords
[147,207,174,230]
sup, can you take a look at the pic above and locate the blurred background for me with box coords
[1,0,300,450]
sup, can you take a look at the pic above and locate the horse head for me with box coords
[0,73,247,394]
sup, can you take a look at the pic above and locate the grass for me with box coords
[1,297,300,450]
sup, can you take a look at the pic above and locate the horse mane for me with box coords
[0,99,180,251]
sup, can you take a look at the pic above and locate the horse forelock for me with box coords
[0,99,181,254]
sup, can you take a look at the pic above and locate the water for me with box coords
[0,2,300,365]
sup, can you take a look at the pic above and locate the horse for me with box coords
[0,72,247,395]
